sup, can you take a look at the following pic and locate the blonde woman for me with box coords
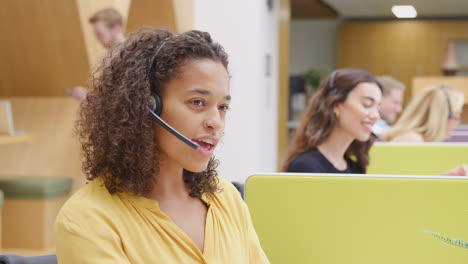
[381,85,464,143]
[381,85,467,176]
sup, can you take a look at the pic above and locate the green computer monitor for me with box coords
[246,174,468,264]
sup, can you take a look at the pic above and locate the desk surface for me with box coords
[0,134,35,145]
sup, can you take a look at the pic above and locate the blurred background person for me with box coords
[381,84,467,176]
[69,8,125,101]
[381,85,464,143]
[282,69,382,174]
[372,76,405,137]
[89,7,126,49]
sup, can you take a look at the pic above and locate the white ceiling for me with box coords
[322,0,468,18]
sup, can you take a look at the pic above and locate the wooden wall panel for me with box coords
[413,76,468,101]
[173,0,193,33]
[2,197,67,249]
[127,0,176,32]
[0,97,84,192]
[0,0,89,96]
[291,0,337,19]
[337,20,468,101]
[75,0,131,68]
[126,0,193,34]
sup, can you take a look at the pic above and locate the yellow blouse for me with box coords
[55,177,270,264]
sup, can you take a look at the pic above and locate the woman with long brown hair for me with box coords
[282,68,382,173]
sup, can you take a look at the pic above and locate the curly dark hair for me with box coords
[281,68,382,172]
[77,28,229,197]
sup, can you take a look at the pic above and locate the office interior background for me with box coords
[0,0,468,258]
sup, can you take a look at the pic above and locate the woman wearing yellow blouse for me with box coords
[55,28,270,263]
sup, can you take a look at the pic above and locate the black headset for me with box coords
[146,35,199,150]
[439,85,455,120]
[328,70,338,95]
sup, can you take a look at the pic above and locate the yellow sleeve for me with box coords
[55,207,130,264]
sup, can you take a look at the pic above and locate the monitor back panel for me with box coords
[246,174,468,264]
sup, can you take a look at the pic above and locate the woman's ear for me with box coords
[333,103,343,118]
[333,103,340,113]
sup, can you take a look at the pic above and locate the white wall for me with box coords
[194,0,279,183]
[289,19,338,75]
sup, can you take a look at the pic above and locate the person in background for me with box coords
[56,28,270,263]
[282,68,382,174]
[381,85,467,176]
[381,85,464,143]
[89,8,126,49]
[69,8,126,101]
[372,76,405,137]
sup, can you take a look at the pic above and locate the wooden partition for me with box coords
[0,1,194,97]
[0,97,84,191]
[2,197,67,249]
[0,0,89,96]
[126,0,193,33]
[0,2,195,181]
[337,20,468,101]
[413,76,468,121]
[277,0,291,167]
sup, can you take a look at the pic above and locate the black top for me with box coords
[286,147,364,174]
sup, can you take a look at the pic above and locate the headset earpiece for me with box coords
[327,70,338,95]
[151,94,163,116]
[440,85,454,120]
[146,35,199,150]
[329,70,337,90]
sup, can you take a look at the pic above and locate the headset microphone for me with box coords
[147,105,199,150]
[147,35,199,150]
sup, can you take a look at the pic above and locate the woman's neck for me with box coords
[145,156,191,202]
[317,127,354,169]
